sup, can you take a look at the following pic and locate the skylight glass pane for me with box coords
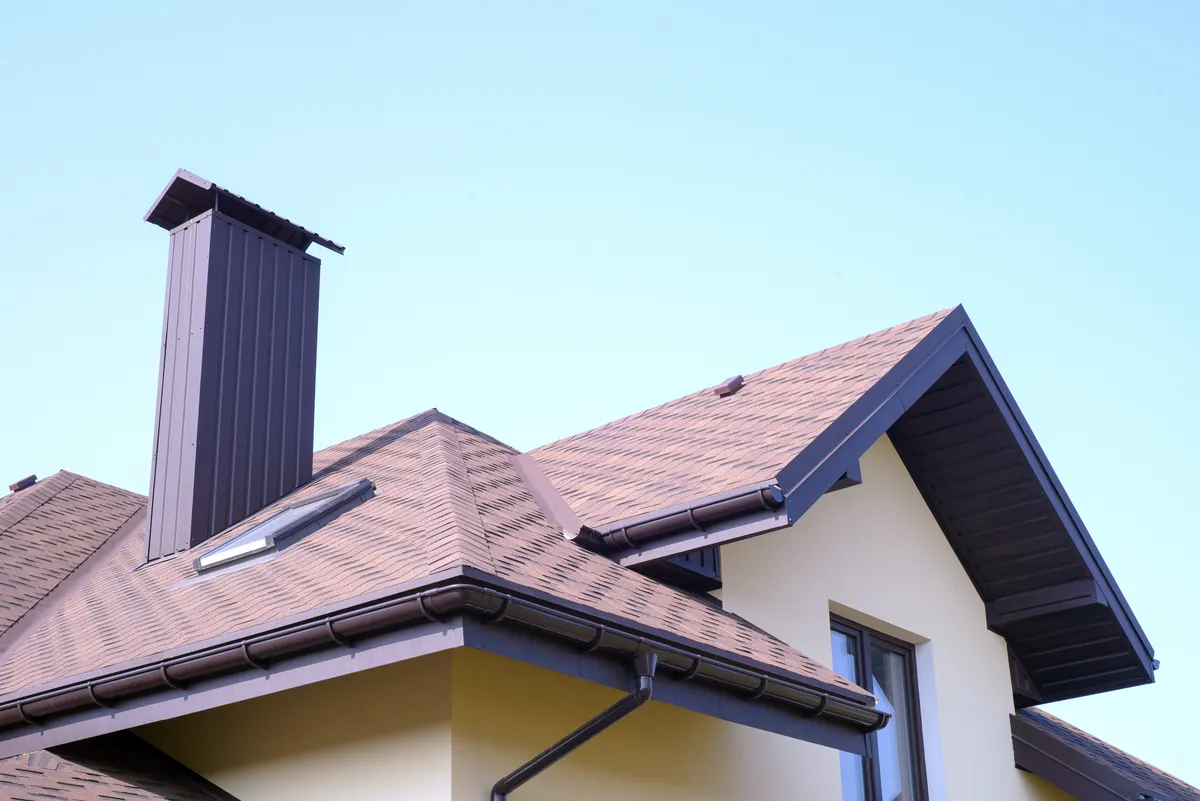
[195,480,373,573]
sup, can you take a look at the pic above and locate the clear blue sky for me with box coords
[2,0,1197,784]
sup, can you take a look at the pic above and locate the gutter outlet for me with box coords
[491,652,658,801]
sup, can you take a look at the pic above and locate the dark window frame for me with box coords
[831,615,929,801]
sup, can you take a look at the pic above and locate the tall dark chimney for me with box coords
[143,170,343,561]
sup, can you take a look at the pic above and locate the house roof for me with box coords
[0,412,868,725]
[528,304,1153,704]
[0,306,1164,774]
[0,478,239,801]
[0,472,142,648]
[529,310,952,526]
[0,732,237,801]
[1014,708,1199,801]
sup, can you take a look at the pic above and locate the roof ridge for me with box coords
[313,408,516,471]
[450,424,501,575]
[0,472,79,539]
[528,307,957,455]
[55,471,146,503]
[419,418,497,573]
[0,504,146,656]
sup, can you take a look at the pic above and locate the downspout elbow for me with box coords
[490,653,657,801]
[633,674,654,704]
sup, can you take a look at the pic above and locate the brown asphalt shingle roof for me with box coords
[528,309,953,525]
[1019,708,1199,801]
[0,472,142,640]
[0,411,865,702]
[0,477,234,801]
[0,733,234,801]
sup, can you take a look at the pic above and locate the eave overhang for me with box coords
[0,567,883,760]
[541,306,1155,705]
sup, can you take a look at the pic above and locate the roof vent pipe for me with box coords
[491,652,658,801]
[142,171,343,561]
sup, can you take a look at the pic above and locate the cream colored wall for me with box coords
[140,651,453,801]
[450,647,828,801]
[720,434,1074,801]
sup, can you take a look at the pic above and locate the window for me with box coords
[831,616,927,801]
[194,479,375,573]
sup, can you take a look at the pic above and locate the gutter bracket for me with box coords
[490,652,658,801]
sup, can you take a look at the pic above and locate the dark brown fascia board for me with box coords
[532,466,859,567]
[1011,713,1142,801]
[986,580,1107,633]
[611,498,788,566]
[0,567,883,760]
[0,506,147,658]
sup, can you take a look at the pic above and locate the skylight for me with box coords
[194,479,375,573]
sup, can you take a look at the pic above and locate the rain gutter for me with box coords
[0,578,886,738]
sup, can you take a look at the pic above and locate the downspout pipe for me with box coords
[491,652,658,801]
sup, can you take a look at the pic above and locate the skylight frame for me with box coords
[193,478,375,574]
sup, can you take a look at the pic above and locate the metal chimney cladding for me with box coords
[143,170,343,561]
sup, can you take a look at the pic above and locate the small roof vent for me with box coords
[713,375,745,398]
[194,479,374,573]
[8,475,37,493]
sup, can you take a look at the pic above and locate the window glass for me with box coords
[831,629,869,801]
[871,645,920,801]
[831,619,926,801]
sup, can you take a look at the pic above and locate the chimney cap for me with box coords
[8,475,37,493]
[145,169,345,255]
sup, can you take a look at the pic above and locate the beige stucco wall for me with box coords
[450,647,828,801]
[140,651,453,801]
[720,434,1075,801]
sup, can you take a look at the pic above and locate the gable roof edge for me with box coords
[774,306,1152,672]
[958,315,1153,662]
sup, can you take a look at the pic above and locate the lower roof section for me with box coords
[0,569,881,760]
[1012,708,1199,801]
[1,731,240,800]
